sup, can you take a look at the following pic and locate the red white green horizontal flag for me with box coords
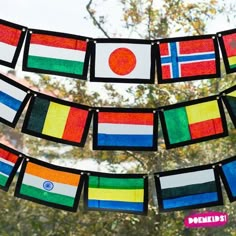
[90,39,155,84]
[0,19,27,68]
[15,157,85,211]
[23,29,91,79]
[159,96,228,149]
[22,93,92,146]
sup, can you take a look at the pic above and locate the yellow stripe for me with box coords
[186,101,220,124]
[88,188,144,202]
[228,56,236,66]
[42,102,70,138]
[228,91,236,97]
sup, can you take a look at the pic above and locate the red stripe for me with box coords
[98,112,154,125]
[189,118,223,139]
[62,107,89,142]
[223,33,236,57]
[160,43,169,56]
[161,65,171,79]
[181,60,216,77]
[0,24,21,46]
[179,38,214,54]
[0,148,18,163]
[30,34,87,51]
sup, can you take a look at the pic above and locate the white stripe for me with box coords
[0,103,16,122]
[160,169,215,189]
[0,157,14,166]
[0,79,27,101]
[0,172,9,178]
[98,123,153,135]
[22,173,77,197]
[29,44,86,62]
[95,43,151,79]
[0,42,16,63]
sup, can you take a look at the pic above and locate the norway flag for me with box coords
[157,36,220,83]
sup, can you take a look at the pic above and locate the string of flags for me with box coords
[1,18,236,84]
[1,141,236,214]
[0,73,235,150]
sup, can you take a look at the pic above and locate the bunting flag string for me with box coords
[1,18,236,84]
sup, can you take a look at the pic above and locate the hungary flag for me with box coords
[84,172,148,215]
[90,39,155,83]
[15,157,85,211]
[217,29,236,73]
[0,19,27,68]
[221,85,236,127]
[160,96,228,149]
[0,143,23,191]
[22,93,92,146]
[23,29,90,79]
[155,165,223,211]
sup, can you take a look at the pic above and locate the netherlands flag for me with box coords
[93,110,157,151]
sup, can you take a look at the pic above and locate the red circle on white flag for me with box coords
[108,48,136,75]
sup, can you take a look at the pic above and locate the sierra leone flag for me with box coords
[156,35,220,83]
[0,143,23,191]
[159,96,228,149]
[22,93,92,146]
[221,85,236,127]
[93,108,158,151]
[23,29,90,79]
[90,38,155,83]
[0,19,27,68]
[84,172,148,215]
[0,73,31,127]
[15,157,85,211]
[154,165,223,211]
[217,29,236,74]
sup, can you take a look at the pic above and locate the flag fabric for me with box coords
[15,157,85,211]
[159,96,228,149]
[154,165,223,211]
[221,85,236,127]
[90,39,155,83]
[0,73,32,127]
[217,156,236,202]
[0,143,23,191]
[217,29,236,74]
[22,93,92,146]
[0,19,27,68]
[156,35,220,83]
[84,172,148,215]
[22,29,91,79]
[93,108,158,151]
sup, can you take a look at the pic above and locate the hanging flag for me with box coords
[0,73,32,127]
[90,39,155,83]
[0,143,23,191]
[217,29,236,74]
[156,35,220,83]
[217,156,236,202]
[154,165,223,211]
[15,157,85,211]
[84,172,148,215]
[221,85,236,127]
[22,93,92,146]
[159,96,228,149]
[0,19,27,68]
[93,108,158,151]
[22,29,91,79]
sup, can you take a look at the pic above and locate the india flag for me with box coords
[23,29,90,79]
[22,94,92,146]
[0,19,27,68]
[0,144,23,191]
[0,74,31,127]
[160,97,227,149]
[15,158,84,211]
[85,173,148,214]
[93,109,157,151]
[155,166,223,211]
